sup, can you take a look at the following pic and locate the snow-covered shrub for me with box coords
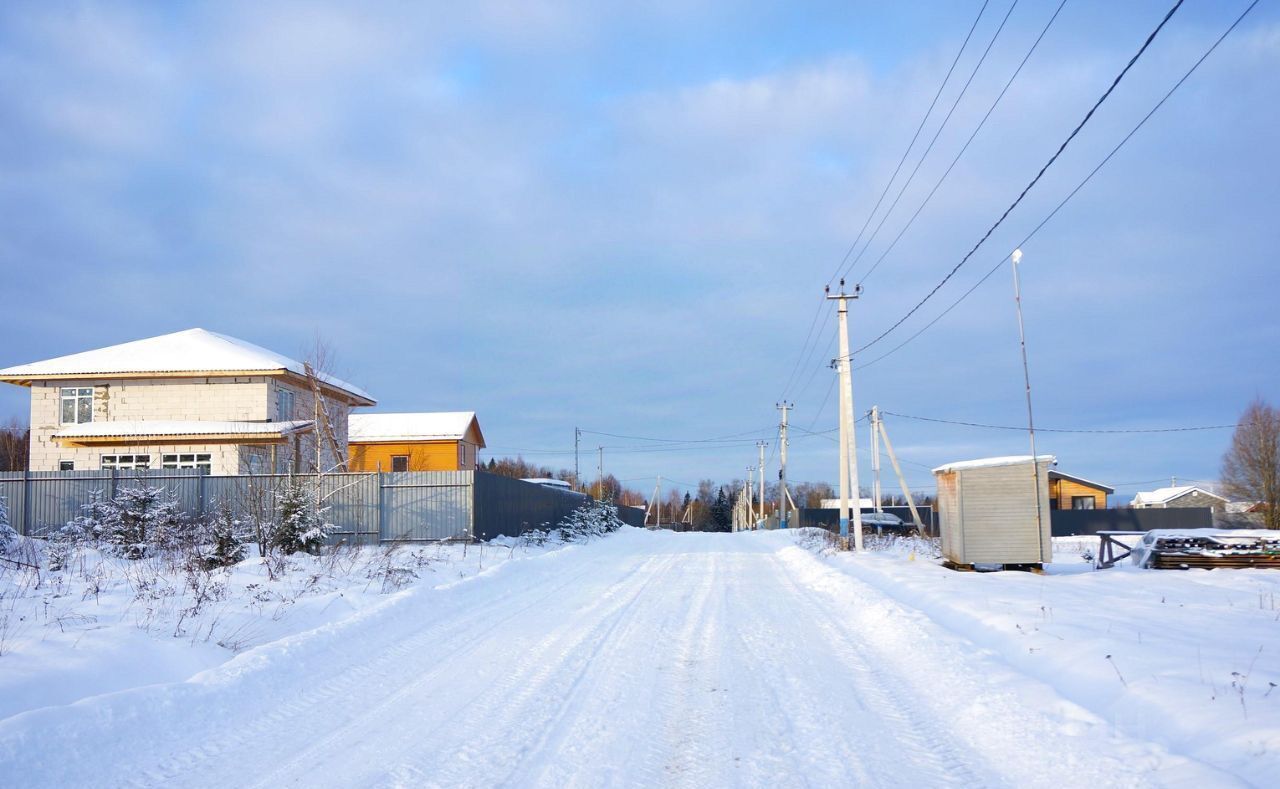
[195,505,248,569]
[271,478,333,555]
[555,499,626,543]
[69,486,190,560]
[0,496,16,556]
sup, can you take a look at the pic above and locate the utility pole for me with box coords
[745,468,753,528]
[574,427,581,491]
[869,406,883,515]
[757,441,767,528]
[875,411,926,534]
[1011,249,1044,560]
[826,280,864,551]
[597,446,604,501]
[777,402,792,529]
[656,475,662,529]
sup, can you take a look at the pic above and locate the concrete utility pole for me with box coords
[574,427,581,490]
[874,411,926,534]
[597,446,604,501]
[656,476,662,529]
[826,280,864,551]
[776,402,792,529]
[870,406,883,515]
[1010,249,1044,560]
[757,441,767,528]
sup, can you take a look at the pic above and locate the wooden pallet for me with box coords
[1149,552,1280,570]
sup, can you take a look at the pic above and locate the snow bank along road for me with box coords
[0,529,1259,788]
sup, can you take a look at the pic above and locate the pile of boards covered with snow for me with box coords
[1131,528,1280,570]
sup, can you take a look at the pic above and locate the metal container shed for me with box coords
[933,455,1055,567]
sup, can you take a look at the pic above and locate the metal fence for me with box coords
[1049,507,1216,536]
[793,506,937,534]
[0,469,631,543]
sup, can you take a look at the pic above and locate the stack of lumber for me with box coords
[1144,531,1280,570]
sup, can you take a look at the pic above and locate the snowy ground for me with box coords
[1,528,1277,787]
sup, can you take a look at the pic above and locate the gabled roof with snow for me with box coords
[0,328,374,404]
[53,420,315,439]
[348,412,485,447]
[1047,470,1115,494]
[932,455,1056,474]
[1131,485,1227,507]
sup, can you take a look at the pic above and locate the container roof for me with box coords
[348,412,485,447]
[932,455,1056,474]
[0,328,374,404]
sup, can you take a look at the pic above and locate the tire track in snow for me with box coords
[764,551,991,788]
[126,543,653,789]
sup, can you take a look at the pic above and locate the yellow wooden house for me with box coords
[347,412,486,472]
[1047,470,1113,510]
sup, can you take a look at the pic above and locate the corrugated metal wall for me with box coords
[0,469,626,543]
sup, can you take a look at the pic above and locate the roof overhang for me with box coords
[1047,470,1115,494]
[53,420,315,447]
[0,369,375,407]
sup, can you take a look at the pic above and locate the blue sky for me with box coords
[1,0,1277,501]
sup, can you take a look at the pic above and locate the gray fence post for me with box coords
[109,468,117,501]
[197,471,206,518]
[20,468,30,537]
[376,471,385,542]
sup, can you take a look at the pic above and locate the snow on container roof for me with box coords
[1131,485,1227,506]
[0,328,374,404]
[932,455,1056,474]
[53,420,315,439]
[348,412,485,447]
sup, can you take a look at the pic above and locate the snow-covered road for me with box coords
[0,529,1251,787]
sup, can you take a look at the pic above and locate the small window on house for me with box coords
[59,460,75,471]
[277,388,296,421]
[101,454,151,470]
[60,387,93,424]
[391,455,409,472]
[1071,496,1095,510]
[162,453,212,470]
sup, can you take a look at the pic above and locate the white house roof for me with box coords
[348,412,485,447]
[932,455,1056,474]
[53,420,315,439]
[820,498,875,509]
[0,328,374,404]
[1131,485,1227,507]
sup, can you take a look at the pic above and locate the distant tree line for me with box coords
[1,418,28,472]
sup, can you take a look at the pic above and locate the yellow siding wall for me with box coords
[1050,478,1108,509]
[349,441,475,472]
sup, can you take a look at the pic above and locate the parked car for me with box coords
[861,511,911,534]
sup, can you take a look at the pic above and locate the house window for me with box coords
[277,388,296,420]
[60,387,93,424]
[1071,496,1096,510]
[391,455,409,472]
[102,454,151,470]
[59,460,75,471]
[162,453,212,470]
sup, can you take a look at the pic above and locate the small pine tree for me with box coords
[198,504,247,568]
[72,486,189,559]
[272,478,333,555]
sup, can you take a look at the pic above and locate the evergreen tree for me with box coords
[0,495,15,555]
[272,478,333,555]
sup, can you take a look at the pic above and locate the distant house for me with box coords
[348,412,486,472]
[0,328,375,475]
[1047,471,1113,510]
[1131,485,1227,512]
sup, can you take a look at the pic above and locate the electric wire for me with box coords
[882,410,1238,433]
[855,0,1068,286]
[843,0,1020,283]
[851,0,1259,370]
[854,0,1186,356]
[826,0,991,286]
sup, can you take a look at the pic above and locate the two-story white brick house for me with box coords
[0,329,376,475]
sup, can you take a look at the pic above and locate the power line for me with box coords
[578,427,771,444]
[855,0,1186,356]
[856,0,1068,286]
[844,0,1020,283]
[852,0,1260,371]
[826,0,991,286]
[882,410,1237,434]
